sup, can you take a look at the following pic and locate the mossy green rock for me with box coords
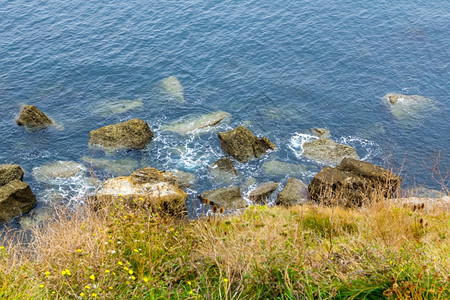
[16,105,53,129]
[302,138,359,166]
[0,164,24,187]
[199,186,246,210]
[308,158,401,207]
[89,119,154,150]
[0,179,36,222]
[218,126,275,162]
[276,178,307,206]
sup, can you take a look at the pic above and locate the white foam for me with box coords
[288,132,318,158]
[339,136,382,161]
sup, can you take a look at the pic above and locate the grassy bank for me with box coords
[0,199,448,299]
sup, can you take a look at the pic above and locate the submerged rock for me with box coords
[0,179,36,222]
[95,168,187,216]
[218,126,276,162]
[19,205,55,230]
[198,186,246,210]
[90,98,143,117]
[81,157,138,176]
[311,128,331,139]
[0,164,24,187]
[89,119,154,150]
[249,182,279,205]
[382,93,438,124]
[16,105,54,129]
[161,111,231,135]
[308,158,401,207]
[209,158,238,184]
[302,138,359,166]
[276,178,308,206]
[160,76,184,103]
[171,169,197,188]
[32,161,86,184]
[262,160,309,178]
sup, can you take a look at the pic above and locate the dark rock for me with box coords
[0,164,24,187]
[218,126,275,162]
[198,186,246,210]
[16,105,53,128]
[89,118,154,150]
[308,158,401,207]
[311,128,331,139]
[302,138,359,166]
[276,178,308,206]
[0,179,36,222]
[249,182,279,204]
[210,158,237,175]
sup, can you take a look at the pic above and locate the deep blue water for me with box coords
[1,0,449,219]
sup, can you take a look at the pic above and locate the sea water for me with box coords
[1,0,448,221]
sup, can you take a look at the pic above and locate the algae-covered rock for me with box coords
[276,178,307,206]
[218,126,275,162]
[262,160,309,178]
[308,158,401,207]
[161,111,231,135]
[249,181,279,205]
[90,98,143,117]
[160,76,184,103]
[89,119,154,150]
[0,164,24,187]
[81,157,138,176]
[382,93,438,124]
[302,138,359,166]
[32,161,86,184]
[0,179,36,222]
[16,105,54,129]
[198,186,246,210]
[95,168,187,217]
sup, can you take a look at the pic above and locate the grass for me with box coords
[0,197,448,299]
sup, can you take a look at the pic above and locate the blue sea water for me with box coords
[0,0,449,220]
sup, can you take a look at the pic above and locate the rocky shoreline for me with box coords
[1,87,447,223]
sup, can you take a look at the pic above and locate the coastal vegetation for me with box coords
[0,194,448,299]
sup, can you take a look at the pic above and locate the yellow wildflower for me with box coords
[91,293,97,298]
[131,276,136,280]
[105,270,110,274]
[118,261,123,265]
[61,270,66,276]
[143,277,149,282]
[80,292,85,297]
[45,271,50,277]
[85,285,90,289]
[224,278,228,283]
[77,249,82,253]
[90,274,96,280]
[65,269,71,276]
[39,284,44,288]
[108,286,113,290]
[128,270,133,275]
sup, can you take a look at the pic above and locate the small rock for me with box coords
[250,182,279,205]
[311,128,331,139]
[161,111,231,135]
[209,158,238,184]
[171,169,197,188]
[218,126,275,162]
[276,178,308,206]
[199,186,246,210]
[89,118,154,150]
[16,105,54,129]
[0,164,24,187]
[0,179,36,222]
[32,161,86,184]
[262,160,309,178]
[160,76,184,103]
[302,138,359,166]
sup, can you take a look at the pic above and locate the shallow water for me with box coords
[1,0,449,223]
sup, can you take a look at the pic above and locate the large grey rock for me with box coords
[0,164,24,187]
[218,126,276,162]
[198,186,246,210]
[0,179,36,222]
[32,161,87,184]
[89,119,154,150]
[249,182,279,205]
[308,158,401,206]
[161,111,231,135]
[262,160,309,178]
[382,93,438,124]
[171,169,197,188]
[90,98,143,117]
[160,76,184,103]
[302,138,359,166]
[276,178,308,206]
[95,168,187,217]
[16,105,54,129]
